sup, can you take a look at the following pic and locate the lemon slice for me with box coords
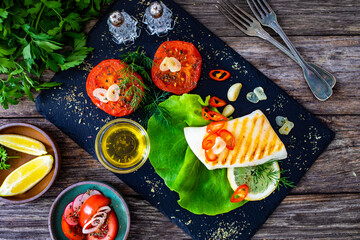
[228,161,280,201]
[0,155,53,196]
[0,134,47,156]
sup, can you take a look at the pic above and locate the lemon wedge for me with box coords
[0,155,53,196]
[0,134,47,156]
[228,161,280,201]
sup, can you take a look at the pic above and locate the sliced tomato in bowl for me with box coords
[79,194,111,227]
[61,216,85,240]
[86,210,118,240]
[152,41,202,95]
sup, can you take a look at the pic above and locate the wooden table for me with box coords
[1,0,359,239]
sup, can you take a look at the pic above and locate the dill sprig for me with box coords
[251,160,295,190]
[119,47,153,110]
[0,146,19,170]
[141,91,171,127]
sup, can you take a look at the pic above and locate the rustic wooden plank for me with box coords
[0,194,359,239]
[254,194,360,240]
[176,0,360,37]
[0,35,358,117]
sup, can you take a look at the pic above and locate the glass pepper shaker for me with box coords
[143,1,175,37]
[107,11,141,46]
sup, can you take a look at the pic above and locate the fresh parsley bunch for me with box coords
[0,0,110,109]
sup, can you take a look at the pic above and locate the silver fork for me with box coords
[246,0,333,101]
[216,0,336,90]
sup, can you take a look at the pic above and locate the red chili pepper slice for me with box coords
[202,133,218,150]
[209,70,231,81]
[230,184,249,203]
[209,96,226,108]
[206,121,225,133]
[208,111,227,121]
[202,107,211,120]
[205,149,217,162]
[218,129,235,150]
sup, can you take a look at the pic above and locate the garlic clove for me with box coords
[168,57,181,72]
[211,137,227,155]
[222,104,235,118]
[159,57,181,72]
[227,83,242,102]
[106,84,120,102]
[93,88,108,103]
[160,57,170,71]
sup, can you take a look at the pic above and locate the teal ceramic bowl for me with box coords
[48,181,130,240]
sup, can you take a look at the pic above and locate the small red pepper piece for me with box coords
[209,96,226,108]
[208,111,227,121]
[209,70,231,81]
[202,133,218,150]
[230,184,249,203]
[206,121,225,133]
[202,107,211,120]
[205,149,217,162]
[218,129,235,150]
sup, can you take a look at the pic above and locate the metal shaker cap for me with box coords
[149,1,163,18]
[109,11,125,26]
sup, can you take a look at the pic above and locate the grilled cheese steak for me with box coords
[184,110,287,170]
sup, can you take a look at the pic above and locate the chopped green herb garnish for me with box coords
[0,0,111,109]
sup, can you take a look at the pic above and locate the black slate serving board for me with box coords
[36,0,335,239]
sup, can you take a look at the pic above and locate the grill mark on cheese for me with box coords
[186,110,287,170]
[229,117,248,165]
[267,133,277,156]
[249,115,265,162]
[226,118,240,165]
[258,122,271,160]
[239,114,259,163]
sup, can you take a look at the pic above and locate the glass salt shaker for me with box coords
[107,11,141,46]
[143,1,175,37]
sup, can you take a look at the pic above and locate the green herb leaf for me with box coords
[0,146,11,170]
[0,0,110,109]
[119,47,154,110]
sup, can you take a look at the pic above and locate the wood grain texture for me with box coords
[0,0,359,239]
[177,0,360,37]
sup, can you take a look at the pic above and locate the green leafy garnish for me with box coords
[120,47,154,110]
[0,146,10,170]
[147,94,245,215]
[0,146,19,170]
[251,159,295,190]
[142,91,171,127]
[0,0,111,109]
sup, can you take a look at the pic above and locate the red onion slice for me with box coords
[72,193,84,213]
[80,190,102,206]
[82,205,110,234]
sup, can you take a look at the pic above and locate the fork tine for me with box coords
[256,0,270,14]
[231,1,257,22]
[261,0,274,13]
[222,0,252,25]
[247,0,264,19]
[219,0,250,27]
[216,4,247,33]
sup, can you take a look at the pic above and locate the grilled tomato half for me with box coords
[86,59,144,117]
[151,41,202,95]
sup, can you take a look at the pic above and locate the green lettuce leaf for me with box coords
[147,94,246,215]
